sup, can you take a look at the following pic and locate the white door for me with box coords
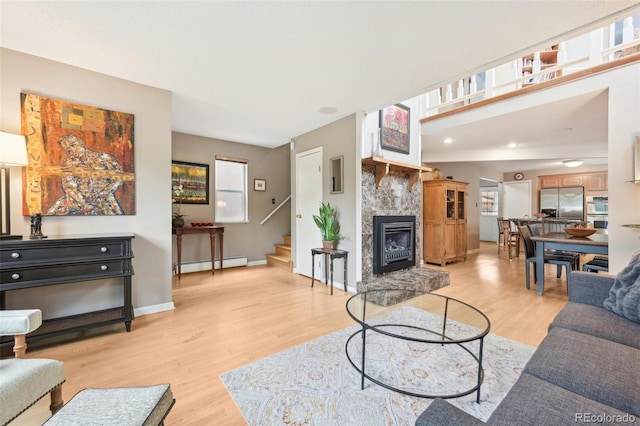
[295,148,323,278]
[503,180,532,230]
[479,182,500,242]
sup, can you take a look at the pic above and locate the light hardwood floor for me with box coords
[12,241,571,425]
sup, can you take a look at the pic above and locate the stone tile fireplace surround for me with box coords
[360,164,450,298]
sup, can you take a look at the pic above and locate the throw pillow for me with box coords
[603,251,640,323]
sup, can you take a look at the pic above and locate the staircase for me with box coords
[266,235,292,270]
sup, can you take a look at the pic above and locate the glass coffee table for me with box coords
[345,289,490,402]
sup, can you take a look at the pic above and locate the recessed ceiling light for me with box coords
[507,142,518,148]
[444,138,453,144]
[317,106,337,115]
[562,159,583,168]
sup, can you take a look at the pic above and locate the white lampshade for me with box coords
[0,131,28,166]
[562,159,583,168]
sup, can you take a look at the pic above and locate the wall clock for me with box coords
[513,172,524,181]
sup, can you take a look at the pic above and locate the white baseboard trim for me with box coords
[248,260,267,267]
[175,256,248,274]
[134,302,175,317]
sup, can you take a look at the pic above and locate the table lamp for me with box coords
[0,131,28,240]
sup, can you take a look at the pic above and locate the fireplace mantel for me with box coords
[362,157,431,192]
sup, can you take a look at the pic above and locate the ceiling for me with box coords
[1,1,639,155]
[421,89,611,173]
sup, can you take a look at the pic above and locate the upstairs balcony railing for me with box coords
[420,15,640,120]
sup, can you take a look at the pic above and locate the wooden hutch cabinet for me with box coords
[422,179,468,267]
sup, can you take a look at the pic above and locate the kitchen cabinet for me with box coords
[539,172,607,192]
[540,176,562,188]
[562,175,584,187]
[422,179,468,266]
[586,173,607,192]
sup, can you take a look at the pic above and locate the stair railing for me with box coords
[421,14,639,119]
[260,194,291,225]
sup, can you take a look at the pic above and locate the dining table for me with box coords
[530,231,608,295]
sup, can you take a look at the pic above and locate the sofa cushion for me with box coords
[550,302,640,349]
[489,373,633,426]
[603,251,640,323]
[415,398,484,426]
[524,328,640,416]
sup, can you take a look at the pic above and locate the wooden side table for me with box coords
[311,248,348,295]
[173,226,224,279]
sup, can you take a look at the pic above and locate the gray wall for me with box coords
[291,114,358,285]
[1,48,174,317]
[171,132,291,264]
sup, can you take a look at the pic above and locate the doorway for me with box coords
[294,147,323,278]
[479,178,500,242]
[503,180,532,224]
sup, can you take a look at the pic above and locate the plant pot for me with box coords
[172,218,185,228]
[322,240,336,250]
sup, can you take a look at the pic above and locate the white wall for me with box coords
[1,48,174,318]
[362,97,422,167]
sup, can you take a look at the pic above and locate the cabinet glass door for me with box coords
[446,189,455,219]
[457,190,465,219]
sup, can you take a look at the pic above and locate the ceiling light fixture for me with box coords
[562,159,583,168]
[317,106,337,115]
[444,138,453,144]
[507,142,517,148]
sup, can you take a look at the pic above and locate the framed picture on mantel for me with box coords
[380,103,410,154]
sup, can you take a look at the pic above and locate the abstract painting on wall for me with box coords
[379,103,410,154]
[20,93,135,216]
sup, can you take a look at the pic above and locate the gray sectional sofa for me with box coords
[416,257,640,426]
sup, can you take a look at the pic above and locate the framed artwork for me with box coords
[379,103,410,154]
[20,93,136,216]
[171,161,210,204]
[254,179,266,191]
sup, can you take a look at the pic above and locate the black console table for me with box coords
[0,233,135,348]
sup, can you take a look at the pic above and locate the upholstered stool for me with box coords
[44,384,175,426]
[0,310,65,426]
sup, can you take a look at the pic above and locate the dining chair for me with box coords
[518,225,580,292]
[582,255,609,273]
[499,219,520,260]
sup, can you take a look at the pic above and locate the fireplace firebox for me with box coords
[373,215,416,274]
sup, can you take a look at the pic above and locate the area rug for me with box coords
[221,307,535,425]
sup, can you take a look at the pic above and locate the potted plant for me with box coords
[172,184,186,227]
[313,202,343,250]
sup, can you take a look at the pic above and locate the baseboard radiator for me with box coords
[173,256,248,274]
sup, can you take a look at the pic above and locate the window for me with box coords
[215,156,248,223]
[481,190,499,216]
